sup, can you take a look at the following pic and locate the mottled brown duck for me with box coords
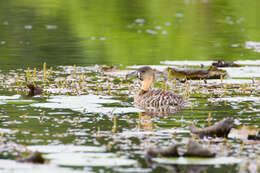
[127,66,184,112]
[27,83,43,97]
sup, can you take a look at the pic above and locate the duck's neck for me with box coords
[141,77,153,91]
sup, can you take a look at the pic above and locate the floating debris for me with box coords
[101,65,118,72]
[146,140,215,159]
[211,60,240,67]
[27,83,43,97]
[147,145,179,158]
[16,152,45,164]
[183,140,215,157]
[190,118,234,138]
[248,130,260,140]
[167,66,227,80]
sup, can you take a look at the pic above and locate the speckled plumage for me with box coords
[135,89,184,109]
[127,66,185,112]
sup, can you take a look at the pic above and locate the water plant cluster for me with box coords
[0,61,259,172]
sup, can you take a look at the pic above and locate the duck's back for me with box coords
[134,89,184,109]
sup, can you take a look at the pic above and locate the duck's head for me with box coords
[127,66,154,81]
[127,66,154,91]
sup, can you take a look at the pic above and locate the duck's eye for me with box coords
[137,72,142,80]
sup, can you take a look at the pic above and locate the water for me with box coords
[0,62,259,172]
[0,0,260,69]
[0,1,259,173]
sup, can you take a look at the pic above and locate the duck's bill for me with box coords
[126,70,138,78]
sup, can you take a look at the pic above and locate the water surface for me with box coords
[0,61,259,172]
[0,1,259,172]
[0,0,260,68]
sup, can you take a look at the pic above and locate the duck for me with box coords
[27,83,43,97]
[127,66,184,111]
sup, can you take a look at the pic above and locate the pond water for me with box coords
[0,61,259,173]
[0,0,260,68]
[0,1,259,173]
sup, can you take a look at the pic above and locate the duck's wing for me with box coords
[147,89,184,107]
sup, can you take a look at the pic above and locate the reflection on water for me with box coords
[141,106,184,117]
[0,0,260,68]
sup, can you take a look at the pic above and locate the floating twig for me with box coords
[189,118,234,138]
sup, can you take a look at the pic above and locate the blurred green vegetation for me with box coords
[0,0,259,67]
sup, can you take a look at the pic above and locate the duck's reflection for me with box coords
[139,113,154,131]
[139,105,184,118]
[137,105,184,132]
